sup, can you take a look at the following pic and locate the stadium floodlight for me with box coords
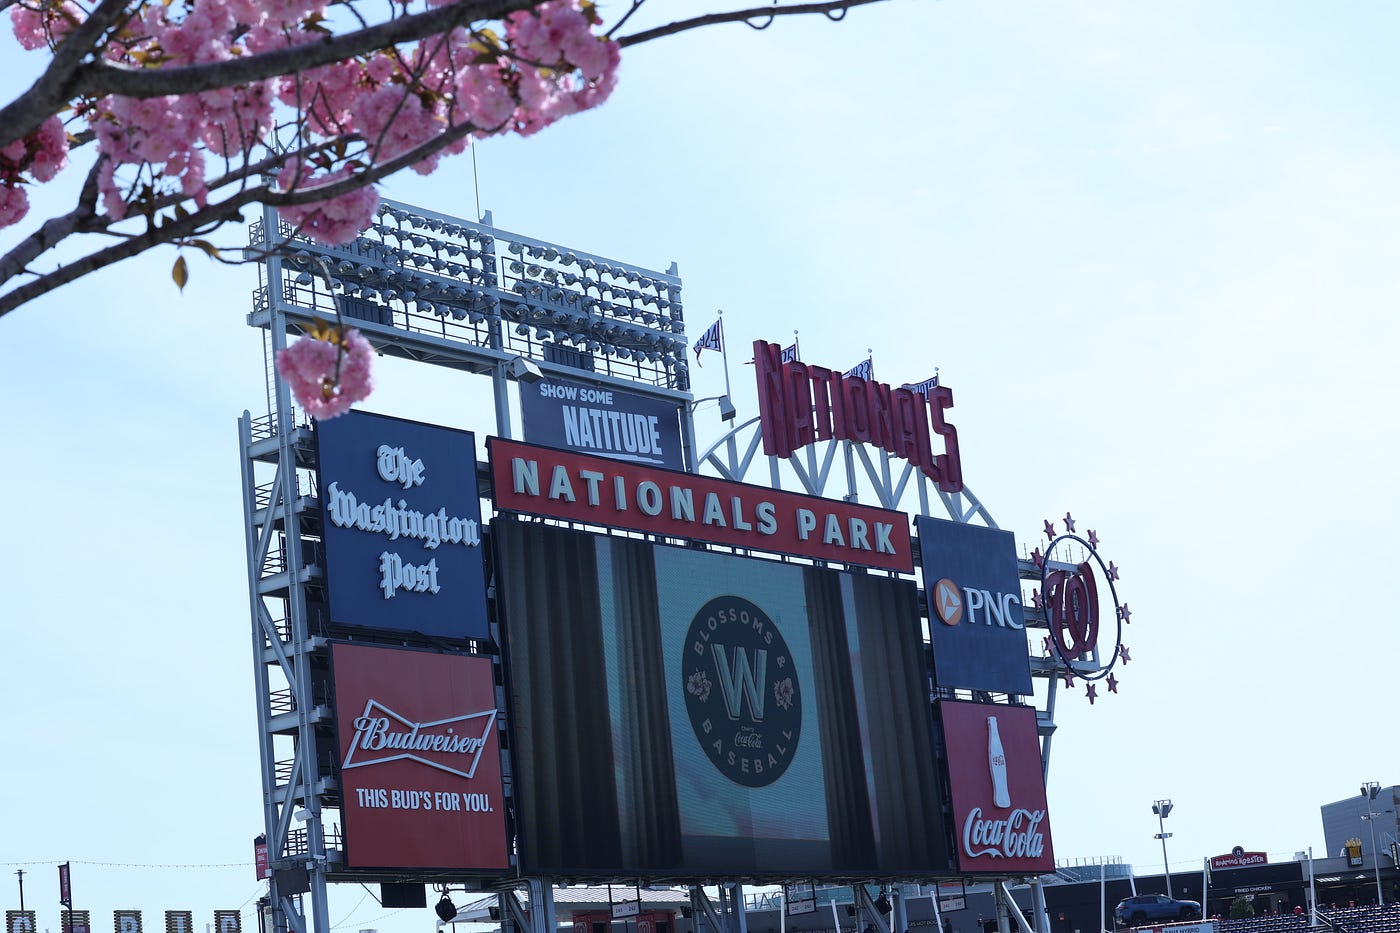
[506,357,544,383]
[692,394,737,422]
[1362,781,1385,906]
[1152,799,1174,894]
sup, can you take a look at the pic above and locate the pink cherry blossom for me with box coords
[0,184,28,227]
[5,0,622,261]
[275,327,376,419]
[276,160,381,245]
[9,0,83,50]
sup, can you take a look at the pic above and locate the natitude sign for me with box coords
[752,340,963,493]
[939,700,1054,874]
[488,438,914,572]
[518,374,685,471]
[332,643,509,871]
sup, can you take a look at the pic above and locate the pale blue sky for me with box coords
[3,2,1399,931]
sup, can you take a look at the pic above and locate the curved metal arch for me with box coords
[694,415,998,528]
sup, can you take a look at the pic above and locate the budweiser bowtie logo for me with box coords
[342,699,497,780]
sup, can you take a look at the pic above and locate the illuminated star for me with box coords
[1108,561,1121,581]
[1119,645,1132,664]
[1107,673,1119,694]
[1119,603,1132,624]
[1043,519,1056,541]
[1060,669,1076,688]
[1088,529,1100,549]
[1063,512,1076,533]
[1085,682,1098,705]
[1032,589,1044,610]
[1031,547,1045,569]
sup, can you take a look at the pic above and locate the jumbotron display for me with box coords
[494,517,950,879]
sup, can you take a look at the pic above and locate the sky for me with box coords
[3,1,1400,933]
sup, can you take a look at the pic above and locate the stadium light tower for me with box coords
[1362,782,1384,906]
[1153,800,1174,894]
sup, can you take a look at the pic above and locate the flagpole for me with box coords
[794,329,800,362]
[720,309,733,405]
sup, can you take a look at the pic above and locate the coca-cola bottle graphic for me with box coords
[988,715,1011,808]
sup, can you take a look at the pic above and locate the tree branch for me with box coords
[0,0,539,147]
[0,0,138,148]
[617,0,889,47]
[0,115,487,317]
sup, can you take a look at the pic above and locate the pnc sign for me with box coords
[932,577,1022,631]
[752,339,964,493]
[919,516,1031,695]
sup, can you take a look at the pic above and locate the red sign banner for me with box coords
[939,700,1054,874]
[752,339,964,493]
[488,438,914,573]
[333,643,509,871]
[1211,850,1267,870]
[253,835,269,881]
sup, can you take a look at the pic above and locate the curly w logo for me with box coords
[712,645,767,721]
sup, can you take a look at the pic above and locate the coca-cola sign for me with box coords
[331,643,509,872]
[939,700,1055,873]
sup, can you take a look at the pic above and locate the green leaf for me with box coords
[172,255,189,292]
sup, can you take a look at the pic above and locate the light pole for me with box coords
[1361,782,1384,906]
[1153,800,1174,895]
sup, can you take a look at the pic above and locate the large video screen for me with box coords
[495,518,949,878]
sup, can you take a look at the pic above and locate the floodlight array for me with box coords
[250,199,687,390]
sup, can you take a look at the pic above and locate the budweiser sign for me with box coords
[940,700,1055,874]
[332,643,509,870]
[343,700,496,780]
[752,339,964,493]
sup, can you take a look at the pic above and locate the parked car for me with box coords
[1114,894,1202,926]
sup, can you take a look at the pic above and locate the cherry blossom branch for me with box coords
[616,0,889,47]
[0,116,486,317]
[0,0,542,148]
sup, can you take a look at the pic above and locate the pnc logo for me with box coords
[933,579,1023,630]
[934,579,964,625]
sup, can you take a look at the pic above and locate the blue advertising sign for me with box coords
[518,375,684,470]
[917,516,1031,695]
[315,410,488,639]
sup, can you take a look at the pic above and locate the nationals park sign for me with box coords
[488,438,913,572]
